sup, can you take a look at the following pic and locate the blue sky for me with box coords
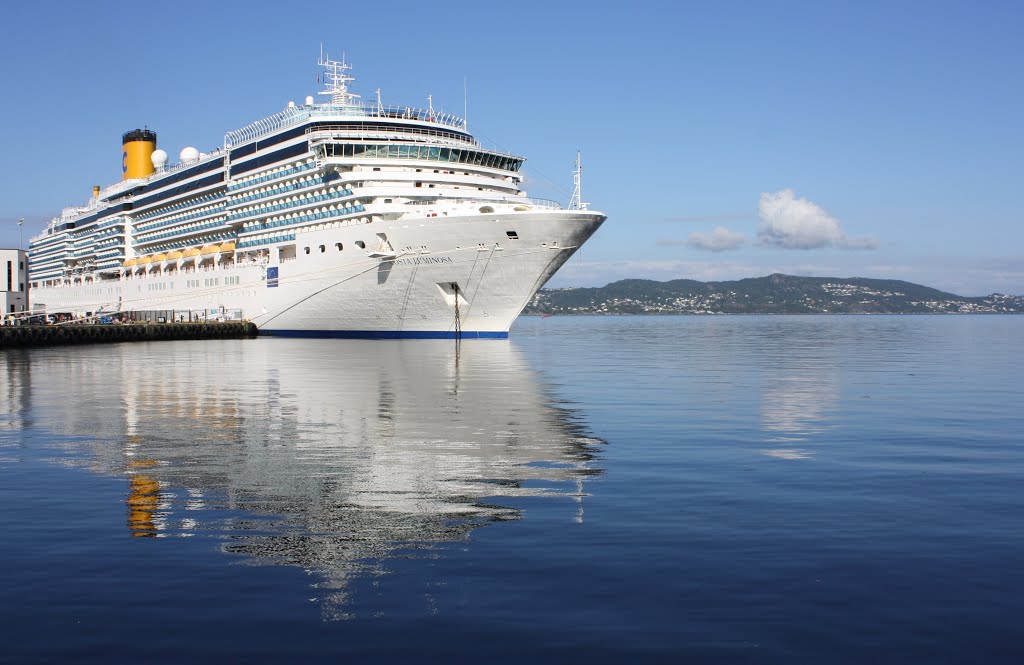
[1,1,1021,295]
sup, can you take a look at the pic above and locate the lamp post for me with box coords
[18,218,23,250]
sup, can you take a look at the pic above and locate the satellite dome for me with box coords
[151,149,168,168]
[179,147,200,163]
[305,96,315,105]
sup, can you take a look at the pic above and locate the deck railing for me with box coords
[225,104,467,148]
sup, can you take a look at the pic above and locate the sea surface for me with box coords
[1,315,1022,663]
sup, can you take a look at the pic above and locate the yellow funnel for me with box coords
[122,129,157,180]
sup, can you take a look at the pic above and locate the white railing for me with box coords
[523,197,563,209]
[225,104,467,148]
[307,124,477,147]
[404,197,563,210]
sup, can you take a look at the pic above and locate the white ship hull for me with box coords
[30,210,604,338]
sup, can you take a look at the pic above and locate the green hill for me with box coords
[525,274,1023,315]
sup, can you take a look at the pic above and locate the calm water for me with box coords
[1,315,1022,663]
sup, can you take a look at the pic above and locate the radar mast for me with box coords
[318,50,360,107]
[569,151,588,210]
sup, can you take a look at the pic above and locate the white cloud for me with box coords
[757,189,878,250]
[686,226,747,252]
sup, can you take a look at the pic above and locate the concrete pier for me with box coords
[0,322,258,348]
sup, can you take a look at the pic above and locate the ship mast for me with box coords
[318,50,360,107]
[569,151,588,210]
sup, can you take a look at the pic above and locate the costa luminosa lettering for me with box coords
[393,256,454,266]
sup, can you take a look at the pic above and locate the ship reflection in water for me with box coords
[15,339,603,617]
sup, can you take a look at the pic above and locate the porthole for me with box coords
[479,206,495,213]
[355,240,366,249]
[335,242,343,251]
[304,247,310,254]
[319,245,325,253]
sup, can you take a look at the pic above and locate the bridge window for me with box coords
[326,143,523,172]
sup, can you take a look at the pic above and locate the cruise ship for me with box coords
[26,55,605,338]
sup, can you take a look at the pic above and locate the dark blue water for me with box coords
[1,316,1022,663]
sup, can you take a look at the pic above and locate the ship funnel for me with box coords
[93,185,101,198]
[122,128,157,180]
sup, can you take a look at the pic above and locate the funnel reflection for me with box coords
[16,339,603,617]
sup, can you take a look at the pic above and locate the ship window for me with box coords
[372,167,381,171]
[480,206,495,214]
[506,231,519,239]
[384,198,393,203]
[355,241,365,249]
[304,247,310,254]
[335,242,343,251]
[319,245,325,253]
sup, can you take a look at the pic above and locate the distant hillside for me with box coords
[524,274,1024,315]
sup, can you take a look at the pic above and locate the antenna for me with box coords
[317,51,360,107]
[375,88,383,114]
[569,151,588,210]
[463,77,468,130]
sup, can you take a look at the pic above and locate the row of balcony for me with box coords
[240,205,366,235]
[136,218,230,245]
[227,160,317,191]
[227,188,354,222]
[236,233,296,249]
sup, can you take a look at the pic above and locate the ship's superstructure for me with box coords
[26,55,605,337]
